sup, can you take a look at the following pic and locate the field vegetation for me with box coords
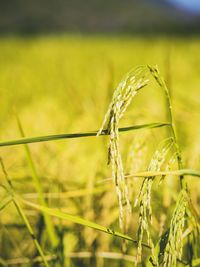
[0,35,200,266]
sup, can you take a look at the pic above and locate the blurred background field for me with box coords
[0,1,200,266]
[0,34,200,267]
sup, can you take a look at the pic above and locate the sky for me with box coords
[167,0,200,14]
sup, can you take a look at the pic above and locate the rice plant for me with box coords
[0,44,199,267]
[134,138,174,265]
[163,189,188,267]
[97,65,200,266]
[97,66,149,232]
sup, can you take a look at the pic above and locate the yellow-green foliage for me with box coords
[0,35,200,267]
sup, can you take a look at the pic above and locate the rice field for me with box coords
[0,35,200,266]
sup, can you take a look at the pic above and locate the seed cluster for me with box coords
[135,138,173,264]
[163,190,188,267]
[98,67,149,231]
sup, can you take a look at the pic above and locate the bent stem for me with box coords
[14,110,58,249]
[0,158,50,267]
[149,66,199,266]
[0,122,170,147]
[21,198,151,249]
[148,66,185,189]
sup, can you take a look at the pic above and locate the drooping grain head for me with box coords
[135,138,174,265]
[97,66,149,231]
[163,190,188,267]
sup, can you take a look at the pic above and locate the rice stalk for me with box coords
[14,110,59,250]
[20,197,151,249]
[148,65,199,264]
[97,66,149,231]
[0,122,169,147]
[135,138,174,265]
[184,200,200,263]
[0,158,50,267]
[100,169,200,184]
[163,190,188,267]
[148,66,184,187]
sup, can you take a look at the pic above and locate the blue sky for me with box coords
[167,0,200,14]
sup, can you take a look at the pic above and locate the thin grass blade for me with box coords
[21,198,150,249]
[14,111,58,248]
[0,122,170,147]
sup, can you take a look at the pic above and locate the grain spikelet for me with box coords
[97,66,149,231]
[135,138,173,265]
[163,190,188,267]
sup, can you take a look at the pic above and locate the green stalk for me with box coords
[100,169,200,184]
[148,66,186,189]
[148,66,198,266]
[14,112,58,249]
[21,198,151,249]
[12,199,50,267]
[125,169,200,179]
[0,158,49,267]
[0,122,170,147]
